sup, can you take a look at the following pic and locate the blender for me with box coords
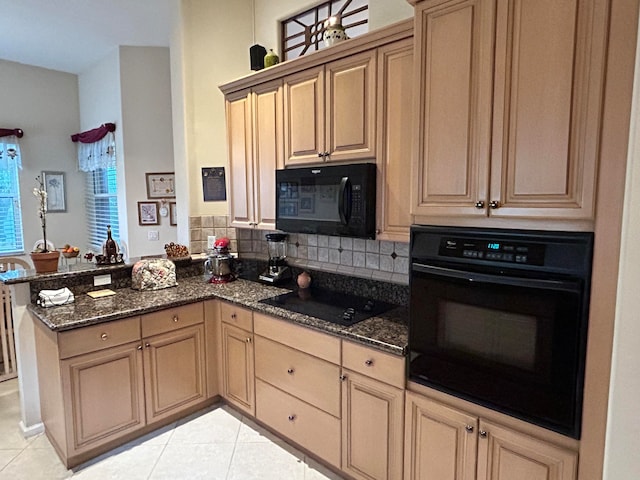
[259,233,291,284]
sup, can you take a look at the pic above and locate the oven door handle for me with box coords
[412,264,582,292]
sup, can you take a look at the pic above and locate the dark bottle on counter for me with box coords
[104,225,118,261]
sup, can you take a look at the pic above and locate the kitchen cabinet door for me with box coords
[341,370,404,480]
[488,0,607,220]
[220,322,255,416]
[404,391,477,480]
[227,89,255,228]
[325,50,377,162]
[283,66,325,165]
[411,0,494,218]
[252,80,283,229]
[61,341,145,456]
[476,419,577,480]
[143,324,206,424]
[376,38,414,241]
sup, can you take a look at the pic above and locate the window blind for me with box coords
[0,155,24,254]
[85,167,119,252]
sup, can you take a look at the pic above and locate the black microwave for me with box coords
[275,163,376,239]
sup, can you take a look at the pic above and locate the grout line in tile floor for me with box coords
[0,378,346,479]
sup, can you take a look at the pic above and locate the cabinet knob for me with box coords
[231,313,237,319]
[318,152,324,158]
[323,151,329,160]
[465,425,474,433]
[479,430,488,438]
[137,344,143,351]
[287,368,295,375]
[246,337,252,343]
[173,315,179,323]
[365,359,374,366]
[340,374,347,382]
[489,200,500,209]
[475,200,485,209]
[288,414,296,422]
[100,333,108,341]
[145,342,151,348]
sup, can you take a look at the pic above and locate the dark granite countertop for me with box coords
[27,276,408,356]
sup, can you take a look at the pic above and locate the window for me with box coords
[0,145,24,255]
[85,166,119,252]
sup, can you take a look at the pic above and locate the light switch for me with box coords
[148,230,159,241]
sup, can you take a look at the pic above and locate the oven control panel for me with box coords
[439,238,545,265]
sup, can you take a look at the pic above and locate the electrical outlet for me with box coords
[94,274,112,286]
[207,236,216,249]
[148,230,159,241]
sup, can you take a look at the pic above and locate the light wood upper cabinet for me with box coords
[376,38,414,241]
[227,80,283,229]
[284,51,376,165]
[404,391,578,480]
[342,370,405,480]
[412,0,608,222]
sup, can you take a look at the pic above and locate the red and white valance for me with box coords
[0,127,23,169]
[71,123,116,172]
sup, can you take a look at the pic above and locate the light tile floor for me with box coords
[0,379,345,479]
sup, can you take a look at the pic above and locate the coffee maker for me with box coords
[259,233,291,284]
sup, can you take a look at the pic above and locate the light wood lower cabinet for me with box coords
[34,303,211,468]
[404,391,578,480]
[220,319,255,416]
[341,370,404,480]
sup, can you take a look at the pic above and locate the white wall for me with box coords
[119,46,177,257]
[0,60,86,258]
[79,47,176,258]
[604,9,640,475]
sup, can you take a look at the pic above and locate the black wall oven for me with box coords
[409,225,593,438]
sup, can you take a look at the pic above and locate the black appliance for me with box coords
[260,288,395,327]
[409,225,593,438]
[275,163,376,239]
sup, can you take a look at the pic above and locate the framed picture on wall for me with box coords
[145,172,176,199]
[138,201,159,225]
[169,202,177,226]
[42,171,66,212]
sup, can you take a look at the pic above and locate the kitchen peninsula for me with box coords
[2,259,408,472]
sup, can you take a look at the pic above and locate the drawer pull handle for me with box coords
[465,425,474,433]
[173,315,179,323]
[287,368,295,375]
[231,313,237,319]
[479,430,488,439]
[288,414,296,422]
[365,359,374,366]
[100,333,108,341]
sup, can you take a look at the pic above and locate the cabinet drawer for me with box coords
[255,336,340,417]
[256,379,341,468]
[254,312,340,364]
[220,302,253,331]
[141,303,203,338]
[59,316,141,359]
[342,341,405,389]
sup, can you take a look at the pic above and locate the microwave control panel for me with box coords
[438,238,546,266]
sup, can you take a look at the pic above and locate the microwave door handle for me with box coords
[338,176,352,225]
[412,263,581,293]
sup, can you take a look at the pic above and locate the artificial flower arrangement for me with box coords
[32,175,50,253]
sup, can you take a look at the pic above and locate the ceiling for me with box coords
[0,0,172,74]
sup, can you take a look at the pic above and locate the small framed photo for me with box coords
[299,196,314,213]
[42,171,66,212]
[138,201,159,225]
[169,202,177,226]
[145,172,175,199]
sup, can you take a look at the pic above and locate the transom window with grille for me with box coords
[85,167,119,252]
[0,142,24,255]
[281,0,369,61]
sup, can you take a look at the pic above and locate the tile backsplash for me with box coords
[189,216,409,285]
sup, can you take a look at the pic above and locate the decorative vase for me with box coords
[264,49,279,68]
[30,251,60,274]
[323,19,348,47]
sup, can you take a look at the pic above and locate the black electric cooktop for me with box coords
[259,288,396,327]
